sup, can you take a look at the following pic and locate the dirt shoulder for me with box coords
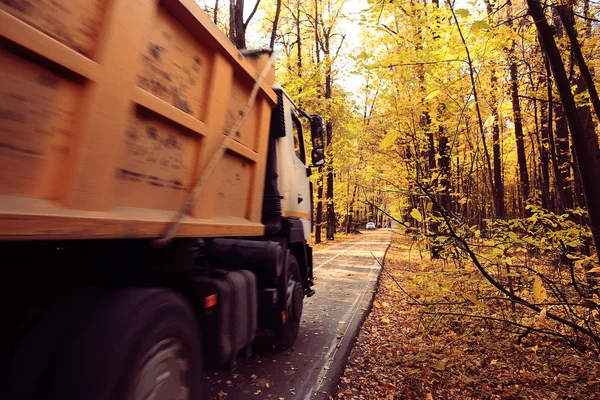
[335,234,600,400]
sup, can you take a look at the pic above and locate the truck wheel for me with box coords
[49,288,202,400]
[279,254,304,349]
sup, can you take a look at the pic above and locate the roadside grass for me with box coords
[335,233,600,400]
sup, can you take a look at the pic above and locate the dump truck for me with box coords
[0,1,326,399]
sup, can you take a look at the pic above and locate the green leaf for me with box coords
[533,276,547,303]
[379,131,398,150]
[425,90,441,101]
[410,208,423,222]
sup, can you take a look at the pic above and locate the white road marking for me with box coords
[313,241,361,271]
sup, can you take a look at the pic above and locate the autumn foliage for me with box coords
[198,0,600,391]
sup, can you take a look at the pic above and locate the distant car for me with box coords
[366,222,376,230]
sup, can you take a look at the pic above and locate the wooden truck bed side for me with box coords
[0,0,277,240]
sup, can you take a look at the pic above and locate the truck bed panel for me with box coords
[0,0,276,240]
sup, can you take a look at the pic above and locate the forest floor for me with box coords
[335,233,600,400]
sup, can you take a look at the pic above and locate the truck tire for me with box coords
[49,288,202,400]
[279,254,304,349]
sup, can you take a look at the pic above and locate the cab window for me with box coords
[292,114,306,164]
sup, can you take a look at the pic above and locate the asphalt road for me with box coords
[203,229,392,400]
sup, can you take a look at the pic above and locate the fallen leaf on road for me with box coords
[432,362,446,371]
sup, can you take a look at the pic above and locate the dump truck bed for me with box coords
[0,0,276,240]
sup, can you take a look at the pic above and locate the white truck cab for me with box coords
[276,89,318,240]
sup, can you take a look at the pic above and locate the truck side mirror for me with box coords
[310,115,325,167]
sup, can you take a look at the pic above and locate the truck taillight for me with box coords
[281,310,287,324]
[204,294,218,308]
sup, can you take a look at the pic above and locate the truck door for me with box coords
[276,98,311,240]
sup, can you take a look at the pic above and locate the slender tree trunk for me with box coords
[323,25,335,240]
[554,102,574,211]
[484,0,505,218]
[491,72,505,218]
[528,0,600,262]
[269,0,283,49]
[538,93,551,210]
[346,183,358,234]
[296,0,301,74]
[315,170,323,244]
[507,2,530,207]
[447,0,495,213]
[213,0,219,24]
[438,130,451,212]
[325,119,335,240]
[558,5,600,123]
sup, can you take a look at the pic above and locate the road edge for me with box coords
[316,233,393,398]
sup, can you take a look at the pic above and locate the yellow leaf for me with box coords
[463,293,486,308]
[533,276,547,303]
[484,115,495,128]
[587,266,600,273]
[538,306,549,327]
[410,208,423,222]
[432,361,446,371]
[379,131,398,150]
[425,90,441,101]
[381,316,391,323]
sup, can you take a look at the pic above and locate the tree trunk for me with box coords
[315,170,324,244]
[438,130,451,212]
[269,0,283,50]
[509,54,530,206]
[484,0,505,219]
[538,92,551,211]
[229,0,246,49]
[527,0,600,262]
[558,5,600,123]
[213,0,219,25]
[346,183,358,234]
[323,23,335,241]
[553,102,574,211]
[325,118,335,240]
